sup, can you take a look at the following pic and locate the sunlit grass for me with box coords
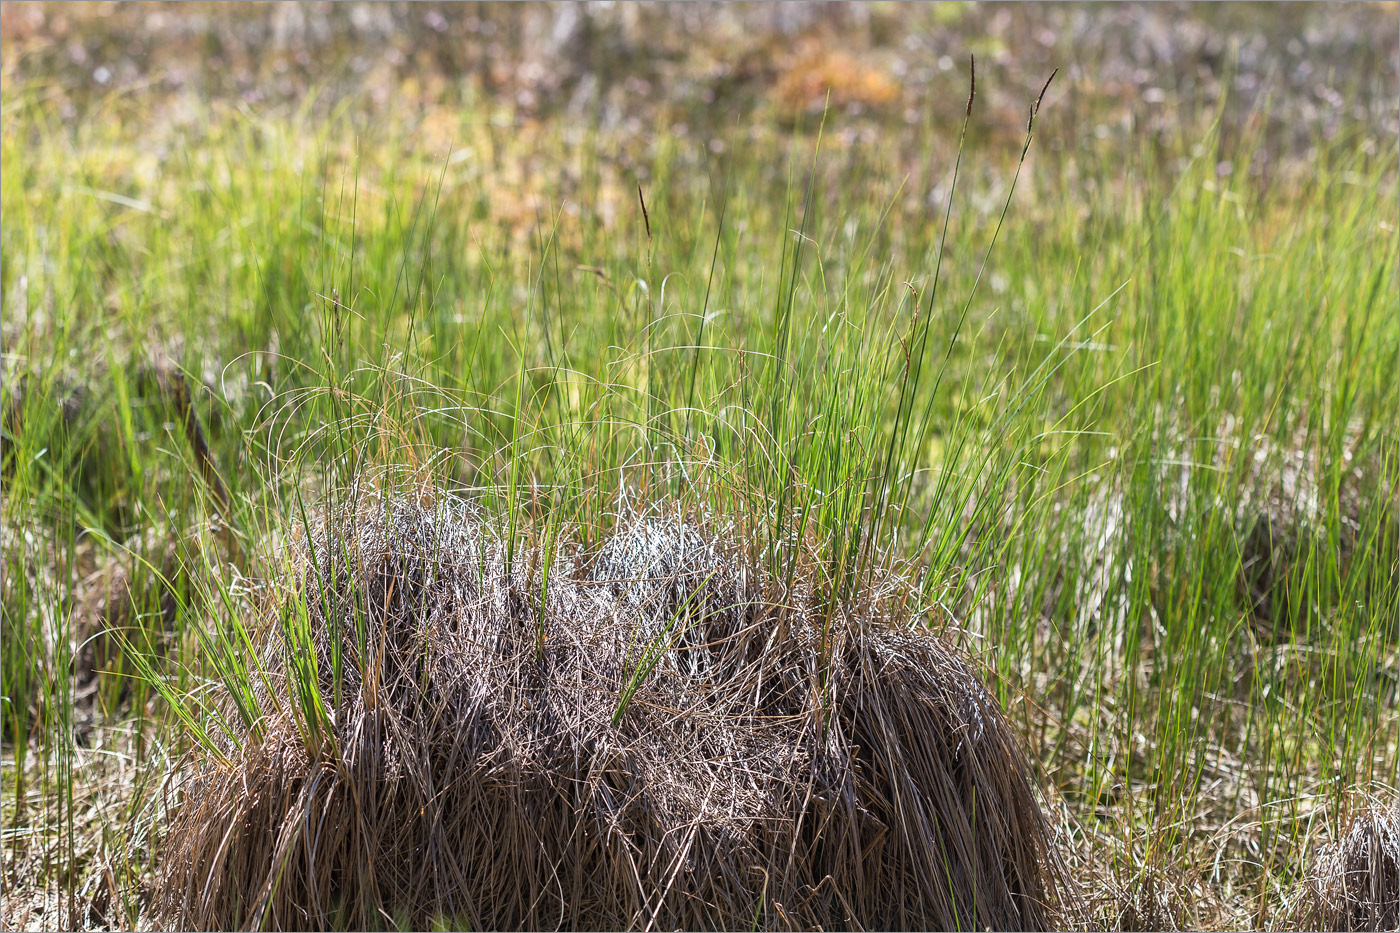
[1,62,1396,930]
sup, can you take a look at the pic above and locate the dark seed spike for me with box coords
[966,54,976,117]
[637,184,652,240]
[1035,68,1059,114]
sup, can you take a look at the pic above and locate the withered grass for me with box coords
[156,493,1073,931]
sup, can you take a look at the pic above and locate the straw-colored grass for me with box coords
[1291,797,1400,932]
[156,492,1072,931]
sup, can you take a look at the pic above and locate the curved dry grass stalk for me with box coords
[156,492,1073,931]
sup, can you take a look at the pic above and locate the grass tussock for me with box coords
[156,492,1071,931]
[1293,796,1400,932]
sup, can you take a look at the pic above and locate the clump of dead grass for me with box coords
[1084,860,1200,932]
[1291,797,1400,932]
[154,490,1073,931]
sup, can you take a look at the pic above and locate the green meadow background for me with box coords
[2,3,1396,929]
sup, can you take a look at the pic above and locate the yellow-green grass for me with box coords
[1,58,1395,930]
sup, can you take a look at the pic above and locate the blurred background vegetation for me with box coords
[4,2,1396,172]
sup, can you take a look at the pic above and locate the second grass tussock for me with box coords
[1292,797,1400,932]
[156,490,1071,931]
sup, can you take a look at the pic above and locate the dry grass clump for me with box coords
[1083,861,1200,932]
[1292,798,1400,932]
[154,491,1072,931]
